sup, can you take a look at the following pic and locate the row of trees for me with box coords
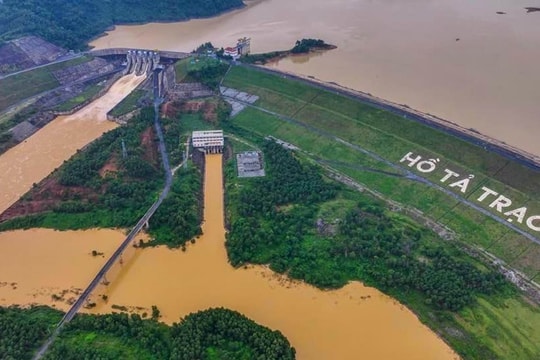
[0,306,295,359]
[0,0,244,49]
[225,140,509,311]
[290,39,333,54]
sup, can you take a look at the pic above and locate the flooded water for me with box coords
[91,0,540,157]
[0,155,458,358]
[0,74,145,214]
[84,154,456,359]
[0,229,124,308]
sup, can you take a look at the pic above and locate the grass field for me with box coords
[223,66,540,280]
[108,89,146,117]
[0,56,92,112]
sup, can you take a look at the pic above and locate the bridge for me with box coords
[32,70,173,359]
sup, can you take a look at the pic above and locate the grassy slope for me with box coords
[222,66,540,280]
[222,66,540,359]
[109,89,145,117]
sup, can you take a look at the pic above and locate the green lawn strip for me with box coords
[224,79,309,116]
[456,296,540,360]
[179,112,215,132]
[233,107,394,172]
[53,82,104,112]
[225,65,321,101]
[511,243,540,279]
[228,137,257,152]
[109,89,145,117]
[438,203,509,247]
[485,231,534,266]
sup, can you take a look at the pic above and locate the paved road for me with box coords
[224,93,540,246]
[33,70,172,360]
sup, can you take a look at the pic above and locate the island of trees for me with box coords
[240,38,336,64]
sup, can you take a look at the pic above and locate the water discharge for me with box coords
[91,0,540,157]
[0,155,458,358]
[0,74,145,214]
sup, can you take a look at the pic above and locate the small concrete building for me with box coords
[192,130,224,153]
[236,151,265,178]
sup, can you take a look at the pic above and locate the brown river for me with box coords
[0,155,458,359]
[0,74,145,214]
[91,0,540,157]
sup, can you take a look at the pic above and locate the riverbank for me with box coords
[88,0,540,158]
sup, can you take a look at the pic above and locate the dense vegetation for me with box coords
[0,306,295,360]
[187,59,229,90]
[226,140,509,311]
[0,108,163,230]
[0,0,244,49]
[147,166,203,248]
[0,106,204,247]
[0,306,61,360]
[290,38,334,54]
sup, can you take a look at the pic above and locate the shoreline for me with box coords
[86,2,249,50]
[251,63,540,171]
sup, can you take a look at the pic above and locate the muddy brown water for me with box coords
[0,155,459,359]
[0,74,145,214]
[91,0,540,157]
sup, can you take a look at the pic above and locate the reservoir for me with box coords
[91,0,540,157]
[0,74,145,214]
[0,155,458,359]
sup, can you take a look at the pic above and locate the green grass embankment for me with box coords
[108,89,146,117]
[223,138,540,360]
[222,65,540,280]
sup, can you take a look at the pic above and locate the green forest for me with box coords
[0,0,244,49]
[0,306,295,360]
[226,141,510,311]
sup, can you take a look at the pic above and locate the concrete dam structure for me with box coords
[124,50,160,76]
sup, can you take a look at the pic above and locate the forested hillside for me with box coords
[0,0,244,49]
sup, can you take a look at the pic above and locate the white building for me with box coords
[192,130,224,153]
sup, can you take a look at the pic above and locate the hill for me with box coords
[0,0,244,50]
